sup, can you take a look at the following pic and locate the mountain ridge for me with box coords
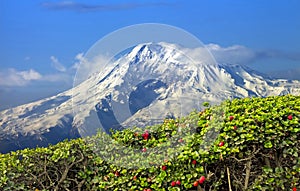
[1,42,300,153]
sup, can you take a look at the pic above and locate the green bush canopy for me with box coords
[0,94,299,191]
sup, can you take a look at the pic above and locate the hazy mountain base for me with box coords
[0,94,299,191]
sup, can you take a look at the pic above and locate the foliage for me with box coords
[0,94,299,190]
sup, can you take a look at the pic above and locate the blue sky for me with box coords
[0,0,300,110]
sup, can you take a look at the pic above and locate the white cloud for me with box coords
[19,69,42,80]
[50,56,66,72]
[0,54,81,87]
[205,44,256,65]
[0,67,74,87]
[200,43,300,65]
[0,68,42,87]
[72,53,112,86]
[71,53,85,70]
[178,43,256,66]
[2,43,299,88]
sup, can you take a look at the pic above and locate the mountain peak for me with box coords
[126,42,180,63]
[1,42,300,153]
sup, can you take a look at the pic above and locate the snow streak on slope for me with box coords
[0,42,300,153]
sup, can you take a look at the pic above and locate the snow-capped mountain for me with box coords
[1,42,300,153]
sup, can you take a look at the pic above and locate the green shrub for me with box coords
[0,94,299,190]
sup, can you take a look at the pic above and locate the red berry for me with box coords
[133,175,137,180]
[142,130,150,140]
[219,141,224,147]
[171,181,176,187]
[142,148,147,152]
[233,125,237,130]
[147,189,151,191]
[288,115,293,120]
[114,171,120,177]
[176,180,181,185]
[178,138,184,143]
[199,176,206,184]
[229,116,234,121]
[292,187,297,191]
[192,159,197,165]
[193,181,199,187]
[142,133,149,140]
[161,165,167,171]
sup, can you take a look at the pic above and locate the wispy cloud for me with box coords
[0,53,85,87]
[50,56,66,72]
[0,68,75,87]
[2,43,300,87]
[0,68,42,87]
[41,1,173,12]
[204,43,300,65]
[204,44,257,65]
[72,52,112,85]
